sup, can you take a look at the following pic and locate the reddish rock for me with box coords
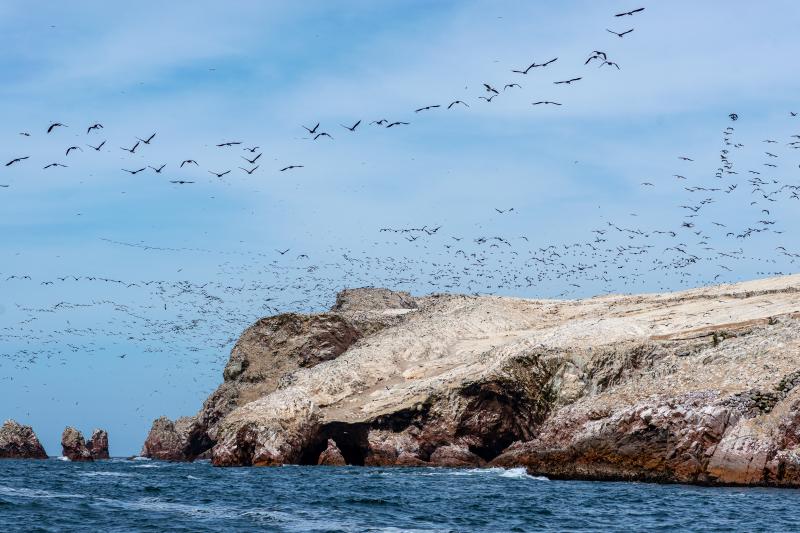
[429,445,485,468]
[61,427,93,462]
[87,429,110,460]
[317,439,347,466]
[0,420,47,459]
[140,417,196,461]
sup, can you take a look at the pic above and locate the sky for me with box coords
[1,1,799,456]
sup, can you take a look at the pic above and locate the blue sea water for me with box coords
[0,459,799,532]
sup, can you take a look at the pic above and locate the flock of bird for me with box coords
[2,5,799,412]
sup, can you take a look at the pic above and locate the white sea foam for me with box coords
[78,471,133,478]
[0,485,85,500]
[131,456,152,461]
[133,463,161,468]
[57,456,70,461]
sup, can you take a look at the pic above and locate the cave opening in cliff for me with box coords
[300,422,370,466]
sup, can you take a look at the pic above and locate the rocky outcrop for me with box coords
[0,420,47,459]
[142,288,418,462]
[61,427,93,462]
[140,417,197,461]
[143,276,800,486]
[317,439,347,466]
[87,429,110,460]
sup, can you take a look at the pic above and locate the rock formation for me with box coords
[0,420,47,459]
[143,277,800,486]
[317,439,347,466]
[61,427,93,462]
[86,429,110,460]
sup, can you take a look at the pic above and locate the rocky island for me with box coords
[143,276,800,486]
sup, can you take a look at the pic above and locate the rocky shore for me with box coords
[142,277,800,487]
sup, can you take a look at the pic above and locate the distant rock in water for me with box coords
[61,427,93,462]
[0,420,47,459]
[317,439,347,466]
[87,429,110,460]
[140,416,197,461]
[143,276,800,487]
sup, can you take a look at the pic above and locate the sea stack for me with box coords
[87,429,110,460]
[317,439,347,466]
[0,420,48,459]
[61,427,93,462]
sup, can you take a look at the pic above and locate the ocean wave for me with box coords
[96,496,238,519]
[131,456,152,461]
[79,471,134,478]
[0,485,85,500]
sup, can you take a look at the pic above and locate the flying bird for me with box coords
[386,121,409,128]
[303,123,320,134]
[122,168,146,174]
[5,157,29,166]
[242,153,262,164]
[448,100,469,109]
[137,133,156,144]
[479,94,498,102]
[43,163,67,169]
[47,122,67,133]
[606,28,634,37]
[554,77,582,85]
[341,120,361,131]
[504,83,522,90]
[615,7,645,16]
[483,83,499,94]
[88,141,106,151]
[65,146,82,156]
[170,180,194,184]
[121,141,140,153]
[87,123,103,133]
[216,141,241,147]
[532,101,561,106]
[209,170,231,178]
[239,166,259,174]
[180,160,198,168]
[280,165,303,171]
[276,248,290,255]
[314,132,333,140]
[149,164,166,173]
[415,105,441,113]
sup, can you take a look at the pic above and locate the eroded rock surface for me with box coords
[61,427,93,462]
[87,429,110,460]
[0,420,47,459]
[142,276,800,486]
[317,439,347,466]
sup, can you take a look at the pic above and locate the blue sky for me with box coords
[1,1,799,455]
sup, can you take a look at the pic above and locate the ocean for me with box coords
[0,459,798,532]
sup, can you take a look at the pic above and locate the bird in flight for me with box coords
[495,207,515,213]
[239,166,259,174]
[122,168,146,174]
[216,141,241,147]
[47,122,67,133]
[314,132,333,140]
[678,156,694,161]
[370,119,388,126]
[137,133,156,144]
[65,146,82,156]
[242,153,261,165]
[448,100,469,109]
[121,141,140,154]
[512,63,536,75]
[209,170,231,178]
[483,83,499,94]
[243,146,260,153]
[554,77,582,85]
[88,141,106,151]
[276,248,290,255]
[341,120,361,131]
[87,123,103,133]
[280,165,303,171]
[386,121,409,128]
[415,105,441,113]
[615,7,645,17]
[600,61,620,69]
[303,123,320,134]
[479,94,498,102]
[19,132,30,137]
[532,101,562,106]
[180,160,199,168]
[170,180,194,184]
[5,156,29,166]
[149,164,166,173]
[43,163,67,169]
[606,28,634,37]
[504,83,522,90]
[585,51,607,65]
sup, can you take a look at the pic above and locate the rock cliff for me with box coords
[61,427,110,461]
[144,278,800,486]
[0,420,47,459]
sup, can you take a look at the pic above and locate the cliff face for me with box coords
[0,420,47,459]
[143,278,800,486]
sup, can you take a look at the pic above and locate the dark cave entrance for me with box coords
[299,422,371,466]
